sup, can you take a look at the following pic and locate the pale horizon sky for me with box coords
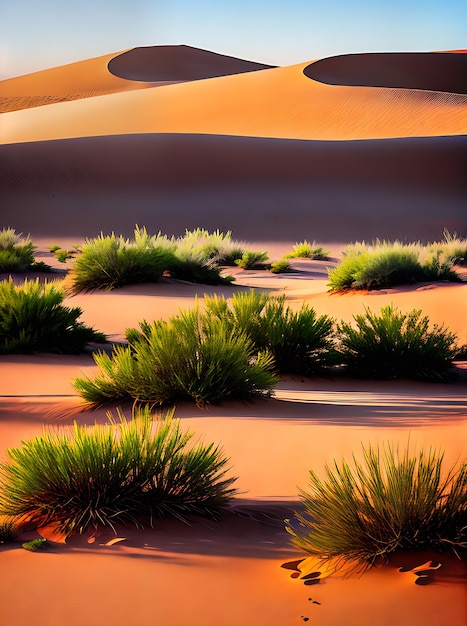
[1,0,466,79]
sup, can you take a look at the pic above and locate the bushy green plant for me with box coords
[235,250,269,269]
[329,240,460,291]
[167,247,234,285]
[0,407,238,535]
[205,291,335,376]
[74,306,278,408]
[287,444,467,571]
[269,259,292,274]
[0,228,36,273]
[0,277,106,354]
[284,241,330,260]
[67,227,176,293]
[176,229,246,266]
[428,230,467,266]
[336,305,458,381]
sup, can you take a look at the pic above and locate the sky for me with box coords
[1,0,466,79]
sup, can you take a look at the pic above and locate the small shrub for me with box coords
[205,291,335,376]
[0,228,36,273]
[235,250,269,269]
[284,241,330,260]
[336,305,458,381]
[0,407,238,535]
[270,259,292,274]
[167,247,234,285]
[67,227,176,293]
[0,277,106,354]
[22,538,47,551]
[428,230,467,266]
[74,306,278,408]
[286,443,467,571]
[49,244,62,253]
[177,229,246,266]
[329,240,460,291]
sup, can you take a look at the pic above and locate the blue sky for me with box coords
[1,0,466,79]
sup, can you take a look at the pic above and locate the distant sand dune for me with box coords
[108,45,275,82]
[304,52,467,94]
[1,59,466,144]
[0,49,174,114]
[2,134,465,241]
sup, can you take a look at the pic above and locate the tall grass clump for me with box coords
[336,305,458,381]
[0,407,238,535]
[286,443,467,571]
[205,291,335,375]
[176,228,246,266]
[67,227,176,293]
[428,229,467,266]
[0,228,36,273]
[235,250,269,269]
[329,240,460,291]
[74,305,278,408]
[284,241,330,260]
[0,278,106,354]
[167,247,234,285]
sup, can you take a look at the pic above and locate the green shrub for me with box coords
[0,277,106,354]
[0,407,238,535]
[329,240,460,291]
[428,230,467,266]
[67,227,176,293]
[336,305,458,381]
[287,443,467,571]
[74,306,278,408]
[176,228,246,266]
[270,259,292,274]
[0,228,36,273]
[205,291,335,376]
[235,250,269,269]
[22,538,47,551]
[167,247,234,285]
[284,241,330,260]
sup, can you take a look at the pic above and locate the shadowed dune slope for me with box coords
[2,134,466,241]
[108,45,275,81]
[2,59,466,144]
[304,52,467,94]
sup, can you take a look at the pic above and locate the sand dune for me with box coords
[1,56,466,145]
[2,133,466,241]
[108,44,275,81]
[304,52,467,94]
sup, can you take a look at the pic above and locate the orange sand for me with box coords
[0,46,466,626]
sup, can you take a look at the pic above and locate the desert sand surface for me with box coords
[0,46,466,626]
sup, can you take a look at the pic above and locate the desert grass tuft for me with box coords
[235,250,269,269]
[205,291,335,376]
[0,407,238,535]
[0,277,106,354]
[74,304,278,408]
[286,443,467,572]
[0,228,36,273]
[284,241,330,260]
[269,259,293,274]
[0,515,20,543]
[329,239,460,291]
[336,304,458,381]
[66,227,176,293]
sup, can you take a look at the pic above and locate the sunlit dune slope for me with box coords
[304,52,467,93]
[0,45,272,114]
[0,50,158,114]
[108,44,275,81]
[1,53,466,145]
